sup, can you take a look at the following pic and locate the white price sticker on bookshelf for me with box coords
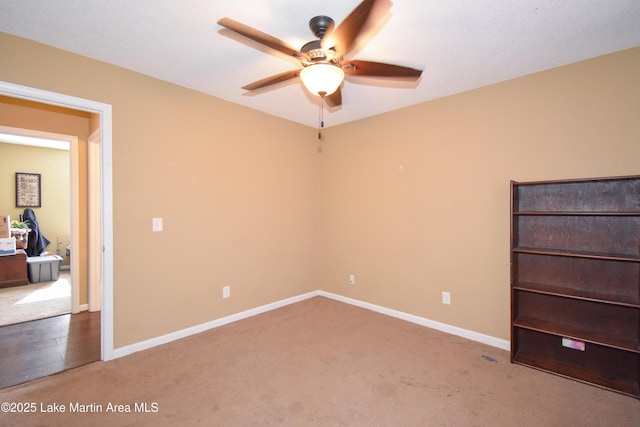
[562,337,586,351]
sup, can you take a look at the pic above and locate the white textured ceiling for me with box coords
[1,0,639,128]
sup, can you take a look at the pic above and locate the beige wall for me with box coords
[0,32,319,348]
[318,47,640,339]
[0,31,638,348]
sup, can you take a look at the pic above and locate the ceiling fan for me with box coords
[217,0,423,108]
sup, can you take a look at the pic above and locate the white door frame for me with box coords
[88,128,101,312]
[0,80,114,361]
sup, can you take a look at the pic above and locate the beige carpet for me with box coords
[0,271,71,326]
[0,296,638,426]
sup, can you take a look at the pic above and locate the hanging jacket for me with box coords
[23,208,50,257]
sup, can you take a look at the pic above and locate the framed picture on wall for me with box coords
[16,172,42,208]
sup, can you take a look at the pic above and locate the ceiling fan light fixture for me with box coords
[300,63,345,97]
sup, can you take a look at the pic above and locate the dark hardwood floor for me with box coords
[0,311,100,389]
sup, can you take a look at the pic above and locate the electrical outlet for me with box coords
[442,291,451,305]
[222,286,230,299]
[349,274,355,285]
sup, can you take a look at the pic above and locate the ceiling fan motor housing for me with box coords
[309,15,334,39]
[301,39,342,67]
[302,15,342,66]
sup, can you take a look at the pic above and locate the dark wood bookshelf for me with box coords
[514,350,640,397]
[514,211,639,216]
[513,317,640,352]
[513,283,640,307]
[510,175,640,399]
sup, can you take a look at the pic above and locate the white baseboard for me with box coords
[113,290,510,359]
[113,291,319,359]
[317,291,511,351]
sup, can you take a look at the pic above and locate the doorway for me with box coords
[0,80,114,361]
[0,129,75,326]
[0,121,99,388]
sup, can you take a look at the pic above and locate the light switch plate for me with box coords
[152,217,163,232]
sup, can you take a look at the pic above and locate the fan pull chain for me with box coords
[318,98,325,139]
[318,91,326,140]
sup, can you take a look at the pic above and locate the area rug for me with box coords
[0,271,71,326]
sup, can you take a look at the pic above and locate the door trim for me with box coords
[0,80,114,361]
[88,129,101,312]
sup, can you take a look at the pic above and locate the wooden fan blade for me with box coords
[241,69,301,91]
[322,0,392,57]
[218,17,301,58]
[343,60,422,79]
[325,88,342,107]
